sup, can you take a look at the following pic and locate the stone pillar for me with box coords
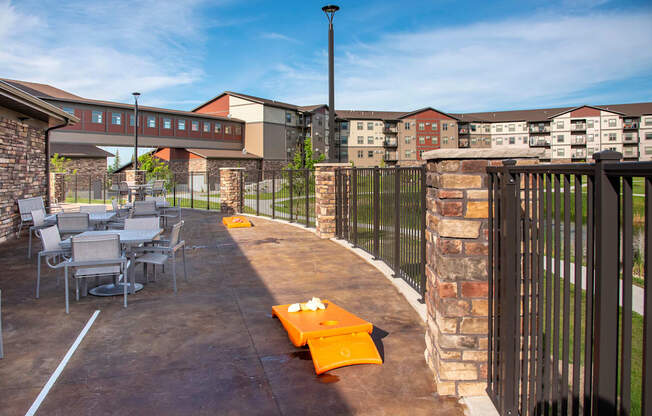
[315,163,349,238]
[423,149,541,397]
[219,167,244,214]
[49,172,65,204]
[125,169,147,200]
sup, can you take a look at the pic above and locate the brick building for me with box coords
[0,80,77,242]
[49,142,113,175]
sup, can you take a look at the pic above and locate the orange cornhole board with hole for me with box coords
[222,216,252,228]
[272,300,382,374]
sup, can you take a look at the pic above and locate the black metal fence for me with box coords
[487,151,651,416]
[334,166,426,298]
[242,169,316,227]
[169,171,221,210]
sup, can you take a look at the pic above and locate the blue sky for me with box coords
[1,0,652,114]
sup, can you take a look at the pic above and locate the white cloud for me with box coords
[0,0,208,102]
[261,32,302,44]
[271,10,652,112]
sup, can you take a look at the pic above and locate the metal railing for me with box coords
[241,169,315,227]
[486,151,652,416]
[334,166,426,297]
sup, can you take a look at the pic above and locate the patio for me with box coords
[0,209,463,415]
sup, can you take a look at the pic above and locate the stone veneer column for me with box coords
[423,149,540,397]
[219,167,244,214]
[49,173,65,205]
[314,163,349,238]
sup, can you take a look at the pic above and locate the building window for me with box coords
[63,106,74,115]
[557,121,564,129]
[225,125,232,134]
[203,122,210,132]
[433,137,439,145]
[557,135,564,143]
[471,124,477,132]
[431,122,438,131]
[587,120,594,128]
[111,112,121,125]
[405,121,411,130]
[405,136,411,144]
[558,149,565,157]
[608,118,617,127]
[418,122,425,130]
[92,111,103,123]
[163,118,171,129]
[496,126,503,133]
[178,120,186,130]
[645,118,652,126]
[214,122,221,133]
[357,122,363,130]
[509,137,515,144]
[341,121,348,130]
[357,150,363,158]
[235,126,241,135]
[522,137,527,144]
[130,115,135,126]
[419,136,425,144]
[357,136,364,144]
[496,138,503,145]
[418,150,424,159]
[646,132,652,140]
[508,124,515,132]
[147,116,156,128]
[405,150,411,158]
[609,133,617,141]
[367,122,373,130]
[190,121,198,131]
[367,136,374,144]
[285,112,292,123]
[340,136,348,145]
[443,137,448,144]
[442,123,447,131]
[646,146,652,154]
[368,150,373,158]
[588,134,594,142]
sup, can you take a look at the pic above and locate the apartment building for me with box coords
[193,92,329,170]
[398,108,458,161]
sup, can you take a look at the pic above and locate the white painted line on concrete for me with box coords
[25,310,100,416]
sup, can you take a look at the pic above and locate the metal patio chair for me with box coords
[36,225,71,299]
[107,199,130,229]
[131,200,159,218]
[151,180,166,197]
[27,209,56,258]
[17,196,48,237]
[119,181,132,203]
[65,234,127,313]
[134,221,187,292]
[57,212,92,239]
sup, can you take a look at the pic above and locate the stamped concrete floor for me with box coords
[0,210,464,415]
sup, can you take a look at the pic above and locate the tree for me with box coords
[107,151,121,173]
[137,153,171,182]
[50,153,77,174]
[286,135,325,170]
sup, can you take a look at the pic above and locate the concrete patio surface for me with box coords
[0,209,464,415]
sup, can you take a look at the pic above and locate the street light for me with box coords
[322,4,339,161]
[132,92,140,170]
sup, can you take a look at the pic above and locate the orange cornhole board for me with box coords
[222,216,252,228]
[272,300,382,374]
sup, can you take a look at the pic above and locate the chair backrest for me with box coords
[80,205,106,213]
[145,196,166,204]
[40,225,62,252]
[31,209,46,227]
[72,234,120,262]
[124,217,159,230]
[57,212,90,234]
[133,200,157,216]
[152,180,165,190]
[169,220,184,247]
[18,197,45,220]
[111,199,119,212]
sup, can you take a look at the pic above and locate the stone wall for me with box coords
[0,116,48,243]
[219,168,244,214]
[62,157,107,176]
[423,148,541,396]
[314,163,349,238]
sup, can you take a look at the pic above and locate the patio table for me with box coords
[61,229,163,296]
[88,212,116,228]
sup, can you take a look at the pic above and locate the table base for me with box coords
[89,283,144,297]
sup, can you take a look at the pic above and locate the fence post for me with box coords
[173,174,176,207]
[272,170,276,219]
[256,171,260,216]
[499,160,519,415]
[103,174,106,206]
[305,169,310,227]
[190,174,194,209]
[207,171,211,211]
[88,176,91,204]
[394,167,401,277]
[75,174,78,203]
[335,169,341,237]
[352,167,358,247]
[289,170,294,222]
[592,150,622,414]
[373,166,380,259]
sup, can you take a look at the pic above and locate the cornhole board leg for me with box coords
[307,332,382,375]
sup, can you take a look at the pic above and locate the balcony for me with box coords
[623,134,639,143]
[458,139,470,148]
[571,149,587,159]
[570,135,586,145]
[458,127,469,134]
[570,123,586,131]
[529,137,551,147]
[383,151,398,161]
[383,139,398,147]
[529,125,551,134]
[624,122,639,130]
[383,126,398,134]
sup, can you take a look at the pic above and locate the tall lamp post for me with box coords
[132,92,140,170]
[322,4,339,161]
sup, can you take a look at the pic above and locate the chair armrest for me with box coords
[131,246,173,254]
[172,241,185,252]
[39,248,71,257]
[65,258,128,267]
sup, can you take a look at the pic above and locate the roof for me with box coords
[597,102,652,117]
[335,110,408,121]
[450,107,575,123]
[398,107,459,120]
[3,78,243,123]
[193,91,301,112]
[186,148,262,159]
[50,143,114,158]
[0,80,79,126]
[298,104,328,112]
